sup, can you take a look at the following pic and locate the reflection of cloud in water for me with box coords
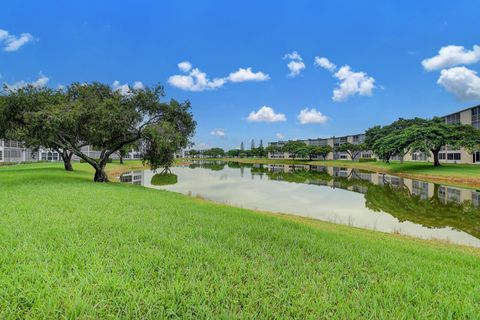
[136,166,480,247]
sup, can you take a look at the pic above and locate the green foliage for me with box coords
[365,118,427,162]
[358,158,377,162]
[151,173,178,186]
[225,149,241,157]
[283,141,307,159]
[203,148,225,158]
[404,117,480,166]
[335,142,366,160]
[1,83,196,181]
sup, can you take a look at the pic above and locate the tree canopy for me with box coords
[0,83,196,181]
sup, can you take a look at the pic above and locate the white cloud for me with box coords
[284,51,305,77]
[0,29,34,52]
[297,108,328,124]
[276,133,285,139]
[283,51,302,61]
[210,129,226,137]
[4,74,49,91]
[133,81,145,90]
[247,106,287,122]
[422,45,480,71]
[168,62,269,91]
[437,66,480,101]
[315,56,375,102]
[314,56,336,72]
[286,61,306,77]
[168,68,226,91]
[178,61,192,72]
[112,80,131,95]
[112,80,145,95]
[227,67,269,82]
[332,65,375,102]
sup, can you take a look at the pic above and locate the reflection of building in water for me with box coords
[119,171,144,185]
[261,164,480,207]
[411,181,429,200]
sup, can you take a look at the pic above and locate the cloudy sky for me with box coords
[1,1,479,149]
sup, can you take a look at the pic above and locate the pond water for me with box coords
[119,161,480,247]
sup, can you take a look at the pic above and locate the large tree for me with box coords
[0,85,82,171]
[365,118,427,163]
[404,117,480,166]
[3,83,196,181]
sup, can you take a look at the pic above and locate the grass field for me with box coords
[206,157,480,187]
[1,162,480,318]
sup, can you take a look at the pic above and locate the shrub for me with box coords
[358,158,377,162]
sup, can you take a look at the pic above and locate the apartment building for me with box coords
[0,139,143,164]
[268,133,372,161]
[268,104,480,164]
[0,139,41,163]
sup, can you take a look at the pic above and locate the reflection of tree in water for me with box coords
[254,165,480,240]
[189,160,226,171]
[264,168,333,185]
[364,182,480,240]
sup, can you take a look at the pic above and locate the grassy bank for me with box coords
[205,157,480,188]
[1,162,479,318]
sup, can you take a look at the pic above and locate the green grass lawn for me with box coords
[1,162,480,318]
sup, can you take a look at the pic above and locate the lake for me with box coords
[119,160,480,247]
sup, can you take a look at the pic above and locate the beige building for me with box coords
[268,133,372,161]
[268,104,480,164]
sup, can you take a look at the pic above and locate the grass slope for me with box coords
[209,157,480,187]
[0,162,479,318]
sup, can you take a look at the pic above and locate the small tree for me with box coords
[316,145,333,160]
[335,142,366,161]
[283,141,307,160]
[226,149,241,157]
[204,147,225,158]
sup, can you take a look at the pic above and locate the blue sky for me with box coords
[1,1,479,149]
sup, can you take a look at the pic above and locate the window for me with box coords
[412,152,427,161]
[41,152,59,161]
[446,153,461,161]
[439,153,446,160]
[412,181,429,200]
[474,152,480,163]
[472,107,480,128]
[445,113,460,124]
[0,150,2,161]
[473,192,480,208]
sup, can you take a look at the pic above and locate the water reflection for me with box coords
[120,160,480,247]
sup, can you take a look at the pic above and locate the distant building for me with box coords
[268,133,371,161]
[268,104,480,164]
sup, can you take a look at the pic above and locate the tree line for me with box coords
[0,83,196,182]
[365,117,480,166]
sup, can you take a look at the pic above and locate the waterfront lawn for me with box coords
[0,162,479,318]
